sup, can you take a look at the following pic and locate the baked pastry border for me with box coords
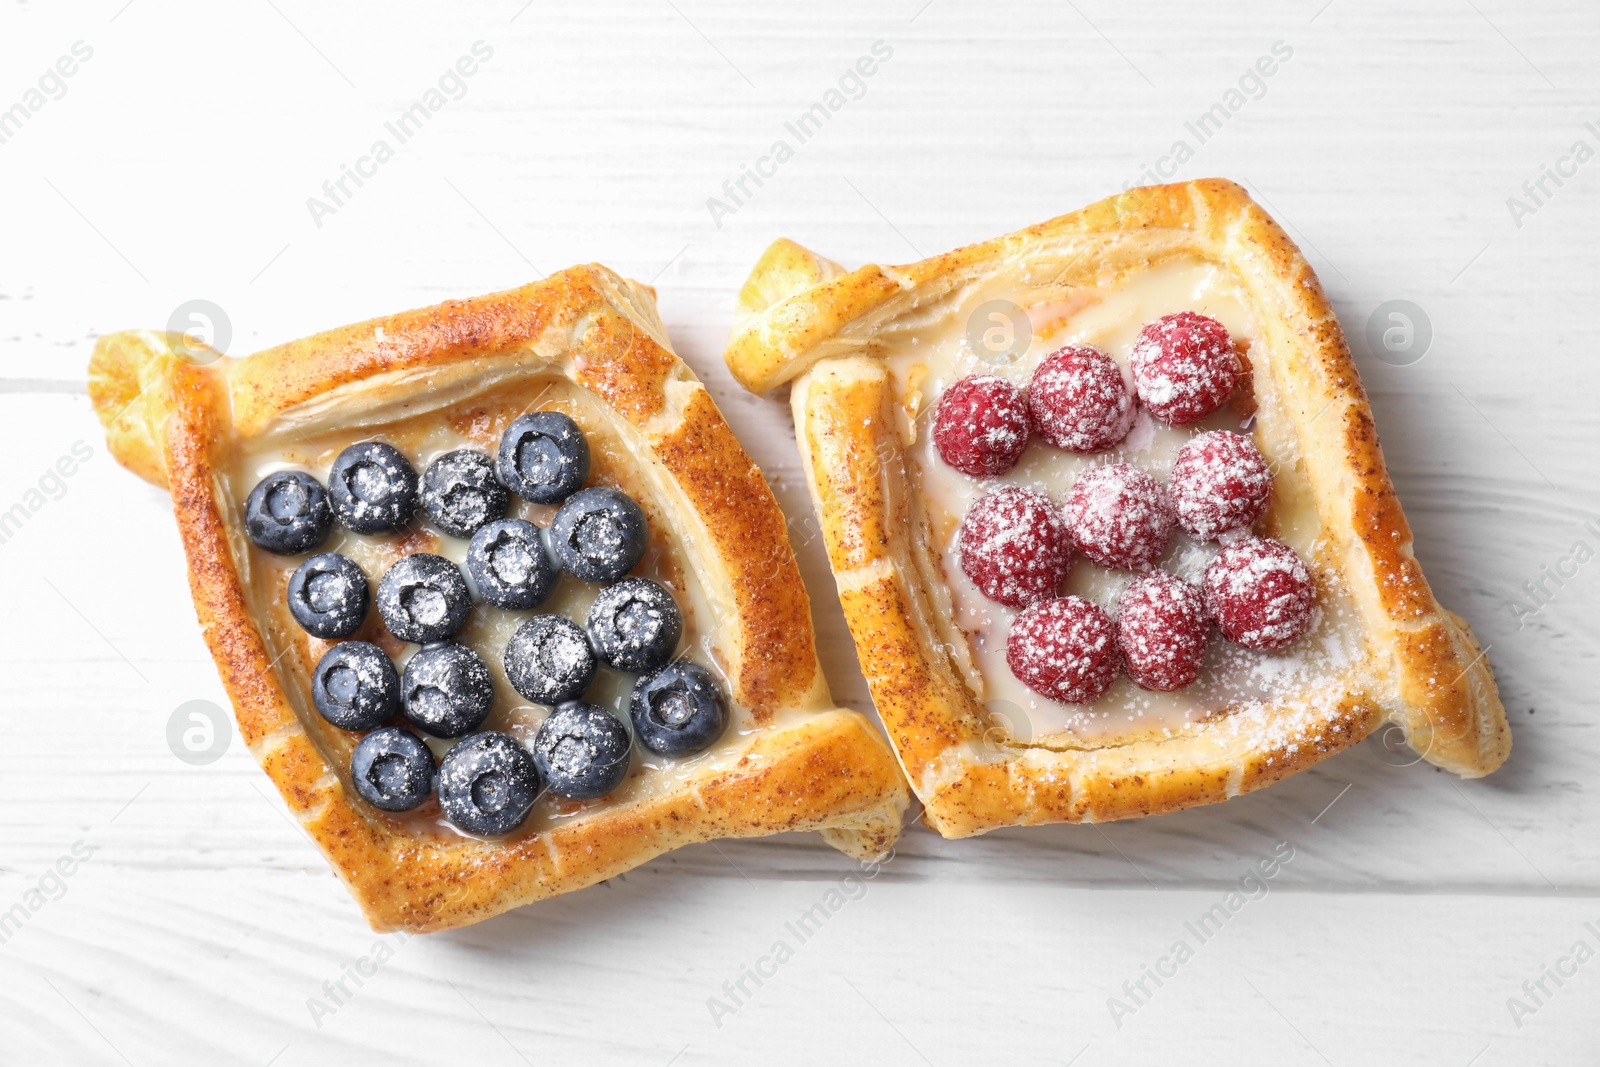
[88,266,909,931]
[724,178,1509,837]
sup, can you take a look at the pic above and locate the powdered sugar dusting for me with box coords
[541,623,591,676]
[1006,595,1120,704]
[1063,463,1175,571]
[1130,311,1238,425]
[1116,571,1208,692]
[1169,429,1272,540]
[1027,345,1136,453]
[957,486,1072,607]
[933,374,1032,476]
[1203,537,1316,650]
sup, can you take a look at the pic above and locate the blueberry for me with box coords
[312,641,401,731]
[376,553,472,643]
[243,470,332,555]
[328,441,418,534]
[402,641,494,738]
[548,487,647,583]
[350,727,435,812]
[420,450,509,539]
[438,731,541,836]
[630,661,728,757]
[587,577,682,673]
[465,519,559,610]
[503,615,597,706]
[498,411,590,505]
[287,552,369,639]
[532,703,632,800]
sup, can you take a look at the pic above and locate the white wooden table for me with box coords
[2,1,1595,1063]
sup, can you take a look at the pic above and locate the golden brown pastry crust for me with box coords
[88,266,908,931]
[725,179,1509,838]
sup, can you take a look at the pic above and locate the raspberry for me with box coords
[1063,463,1174,572]
[1116,571,1210,691]
[1027,345,1136,453]
[956,486,1072,608]
[1203,537,1315,650]
[1006,595,1120,704]
[1129,312,1238,425]
[933,374,1032,477]
[1169,430,1272,541]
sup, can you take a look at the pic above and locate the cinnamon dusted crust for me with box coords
[725,179,1509,838]
[88,266,908,931]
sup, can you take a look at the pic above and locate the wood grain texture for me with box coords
[0,0,1596,1062]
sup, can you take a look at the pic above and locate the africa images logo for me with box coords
[0,40,94,147]
[1106,842,1296,1029]
[305,41,495,228]
[705,40,894,228]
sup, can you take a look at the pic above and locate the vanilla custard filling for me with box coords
[235,375,766,840]
[883,257,1364,743]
